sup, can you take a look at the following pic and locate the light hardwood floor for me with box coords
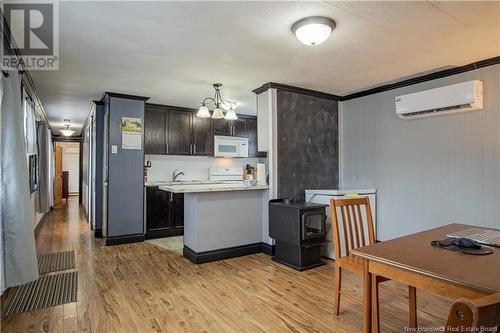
[1,198,453,333]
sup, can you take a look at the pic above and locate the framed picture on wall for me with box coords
[29,154,38,193]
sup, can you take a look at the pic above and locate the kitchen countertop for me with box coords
[145,180,221,187]
[145,181,170,187]
[158,183,269,193]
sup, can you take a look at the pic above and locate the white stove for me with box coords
[209,167,244,182]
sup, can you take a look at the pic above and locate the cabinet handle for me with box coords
[169,192,173,202]
[193,144,196,155]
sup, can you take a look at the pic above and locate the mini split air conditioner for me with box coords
[395,80,483,119]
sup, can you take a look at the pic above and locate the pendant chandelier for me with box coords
[197,83,238,120]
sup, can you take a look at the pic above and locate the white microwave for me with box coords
[214,135,249,158]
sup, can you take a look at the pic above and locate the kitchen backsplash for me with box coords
[145,155,264,181]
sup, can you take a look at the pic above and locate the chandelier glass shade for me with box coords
[197,83,238,120]
[224,108,238,120]
[211,107,225,119]
[196,105,210,118]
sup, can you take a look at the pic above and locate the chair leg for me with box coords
[334,263,341,315]
[409,286,417,328]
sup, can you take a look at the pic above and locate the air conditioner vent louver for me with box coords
[395,80,483,120]
[400,103,473,119]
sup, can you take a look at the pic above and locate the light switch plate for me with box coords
[112,145,118,154]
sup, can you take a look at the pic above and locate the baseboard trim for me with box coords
[145,228,183,240]
[261,243,275,256]
[94,229,103,238]
[34,212,49,236]
[105,234,144,246]
[184,243,264,264]
[183,242,275,264]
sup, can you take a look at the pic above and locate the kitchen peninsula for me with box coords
[159,182,269,263]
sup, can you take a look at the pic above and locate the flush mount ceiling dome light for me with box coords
[197,83,238,120]
[60,119,75,136]
[291,16,336,46]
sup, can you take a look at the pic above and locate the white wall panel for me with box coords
[341,64,500,240]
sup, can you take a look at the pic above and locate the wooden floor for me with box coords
[1,198,453,333]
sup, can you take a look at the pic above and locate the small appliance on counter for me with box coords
[269,199,327,271]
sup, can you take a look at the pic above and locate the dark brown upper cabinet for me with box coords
[192,116,213,156]
[213,118,247,138]
[144,103,258,157]
[212,119,232,136]
[168,109,192,155]
[246,118,258,157]
[144,106,167,155]
[232,119,247,137]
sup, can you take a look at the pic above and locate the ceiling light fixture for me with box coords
[197,83,238,120]
[61,119,74,136]
[291,16,336,46]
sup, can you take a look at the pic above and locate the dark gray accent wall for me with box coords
[277,90,339,201]
[106,96,145,237]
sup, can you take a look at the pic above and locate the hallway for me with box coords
[1,198,453,333]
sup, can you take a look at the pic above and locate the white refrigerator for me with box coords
[305,189,377,259]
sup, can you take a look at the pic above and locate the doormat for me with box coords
[1,271,77,317]
[38,251,75,274]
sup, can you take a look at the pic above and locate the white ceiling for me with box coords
[28,1,500,135]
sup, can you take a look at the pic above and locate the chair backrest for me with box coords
[445,293,500,332]
[330,197,376,259]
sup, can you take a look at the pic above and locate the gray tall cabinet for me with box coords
[102,92,150,245]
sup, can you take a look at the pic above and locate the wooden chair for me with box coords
[445,293,500,332]
[330,197,417,330]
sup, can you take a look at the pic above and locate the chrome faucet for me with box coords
[172,169,185,181]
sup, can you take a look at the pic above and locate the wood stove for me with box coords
[269,199,327,271]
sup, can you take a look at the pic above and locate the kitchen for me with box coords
[143,96,270,262]
[84,80,342,265]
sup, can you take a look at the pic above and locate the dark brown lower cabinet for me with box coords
[146,187,184,239]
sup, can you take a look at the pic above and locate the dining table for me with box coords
[351,223,500,333]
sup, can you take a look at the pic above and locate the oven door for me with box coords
[301,211,326,241]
